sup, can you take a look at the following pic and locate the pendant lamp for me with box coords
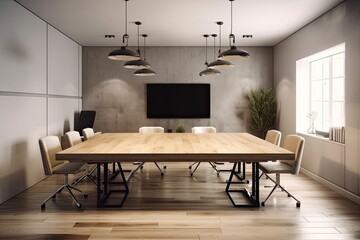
[108,0,140,61]
[134,34,156,76]
[218,0,249,61]
[199,34,221,77]
[124,22,151,69]
[208,22,234,69]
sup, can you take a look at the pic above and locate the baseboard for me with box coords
[301,168,360,205]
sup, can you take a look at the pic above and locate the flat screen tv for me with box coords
[147,83,210,118]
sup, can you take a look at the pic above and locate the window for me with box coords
[296,44,345,134]
[310,52,345,130]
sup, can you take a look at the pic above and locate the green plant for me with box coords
[248,88,277,139]
[175,125,186,133]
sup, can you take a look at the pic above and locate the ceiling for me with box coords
[16,0,343,47]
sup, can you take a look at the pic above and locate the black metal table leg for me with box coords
[96,162,129,208]
[96,163,102,208]
[225,162,260,208]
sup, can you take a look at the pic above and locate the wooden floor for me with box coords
[0,162,359,240]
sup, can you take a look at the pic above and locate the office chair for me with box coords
[239,130,282,183]
[82,127,102,141]
[75,110,96,136]
[189,126,222,176]
[39,136,88,209]
[65,131,97,186]
[259,134,305,207]
[138,126,166,175]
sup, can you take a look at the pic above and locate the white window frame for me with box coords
[296,43,345,135]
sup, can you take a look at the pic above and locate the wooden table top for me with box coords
[56,133,294,163]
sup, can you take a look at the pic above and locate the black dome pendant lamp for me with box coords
[199,34,221,77]
[134,34,156,76]
[123,22,151,69]
[108,0,140,61]
[208,22,234,69]
[218,0,249,61]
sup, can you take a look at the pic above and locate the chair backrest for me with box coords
[139,126,165,134]
[192,126,216,134]
[281,135,305,175]
[39,136,64,175]
[265,130,281,146]
[75,110,96,136]
[65,131,82,147]
[82,128,95,141]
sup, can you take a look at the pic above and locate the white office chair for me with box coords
[138,126,166,175]
[189,126,222,176]
[39,136,88,209]
[82,127,102,141]
[258,130,282,179]
[65,131,97,186]
[259,134,305,207]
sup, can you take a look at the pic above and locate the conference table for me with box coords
[56,133,294,208]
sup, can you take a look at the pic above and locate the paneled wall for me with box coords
[274,0,360,196]
[82,47,273,133]
[0,0,82,204]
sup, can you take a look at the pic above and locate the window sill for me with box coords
[297,132,345,146]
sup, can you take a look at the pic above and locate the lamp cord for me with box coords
[123,0,129,47]
[213,36,216,61]
[229,0,235,47]
[205,36,208,66]
[230,0,233,36]
[143,37,146,61]
[219,24,222,54]
[137,23,140,56]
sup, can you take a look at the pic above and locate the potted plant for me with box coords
[248,88,277,139]
[176,125,186,133]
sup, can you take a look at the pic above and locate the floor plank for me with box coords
[0,162,359,239]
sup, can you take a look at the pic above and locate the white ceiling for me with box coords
[16,0,343,47]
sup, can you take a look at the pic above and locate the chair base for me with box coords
[261,173,301,208]
[41,175,87,210]
[189,162,221,176]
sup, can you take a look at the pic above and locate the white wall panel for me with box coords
[0,96,47,204]
[48,97,80,136]
[0,0,46,94]
[301,134,345,188]
[48,25,79,96]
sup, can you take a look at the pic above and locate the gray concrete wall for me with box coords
[82,46,273,133]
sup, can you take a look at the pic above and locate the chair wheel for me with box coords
[190,173,193,176]
[41,204,45,210]
[140,166,144,169]
[83,193,88,198]
[76,203,82,208]
[296,202,301,208]
[163,166,167,169]
[261,202,265,206]
[189,166,192,169]
[288,194,291,197]
[161,172,164,176]
[52,195,56,199]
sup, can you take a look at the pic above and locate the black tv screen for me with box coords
[147,84,210,118]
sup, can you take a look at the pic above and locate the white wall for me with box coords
[0,0,82,204]
[274,0,360,196]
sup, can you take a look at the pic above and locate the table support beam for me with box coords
[225,162,260,207]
